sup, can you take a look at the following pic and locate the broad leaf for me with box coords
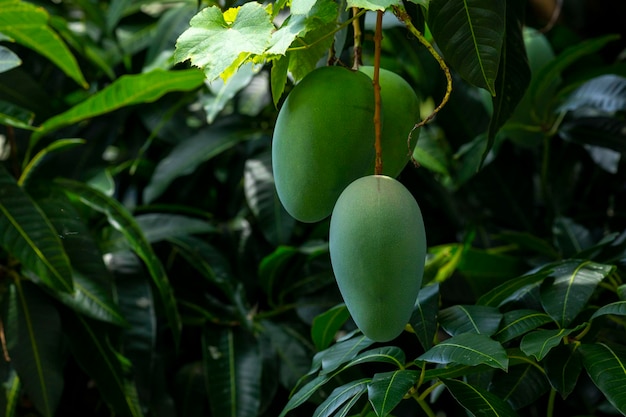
[279,374,333,417]
[428,0,505,95]
[494,309,553,343]
[579,343,626,415]
[438,304,502,336]
[174,362,207,417]
[346,0,399,11]
[409,283,439,351]
[54,178,182,347]
[319,334,375,375]
[559,74,626,114]
[477,269,551,307]
[261,321,313,389]
[0,46,20,73]
[489,363,550,410]
[4,282,64,417]
[368,370,420,417]
[311,304,351,351]
[0,166,73,293]
[443,378,519,417]
[418,333,508,370]
[34,69,205,141]
[544,344,582,398]
[244,150,295,246]
[203,326,262,417]
[592,301,626,320]
[63,312,143,417]
[540,260,614,328]
[19,139,86,186]
[0,99,35,130]
[174,3,274,81]
[552,217,594,258]
[519,328,577,361]
[313,378,370,417]
[0,0,87,87]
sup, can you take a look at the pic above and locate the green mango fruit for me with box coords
[359,66,420,177]
[272,66,375,223]
[329,175,427,342]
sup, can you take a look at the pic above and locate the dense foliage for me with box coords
[1,0,626,416]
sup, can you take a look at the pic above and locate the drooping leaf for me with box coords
[0,46,20,73]
[54,178,181,347]
[489,363,550,410]
[579,343,626,414]
[174,3,274,81]
[438,304,502,336]
[0,165,73,293]
[427,0,505,95]
[539,260,614,328]
[418,333,508,370]
[409,283,439,351]
[313,378,370,417]
[544,344,582,398]
[493,309,553,343]
[311,304,351,351]
[244,150,295,246]
[368,370,420,417]
[443,378,519,417]
[19,139,86,186]
[4,281,64,417]
[34,69,205,141]
[0,0,87,87]
[519,328,578,361]
[203,326,262,417]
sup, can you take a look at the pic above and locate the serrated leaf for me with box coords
[519,328,576,361]
[438,304,502,336]
[428,0,505,95]
[0,46,20,73]
[494,309,553,343]
[346,0,399,11]
[409,283,439,351]
[347,346,406,370]
[443,378,519,417]
[488,363,549,410]
[540,260,614,328]
[311,304,351,351]
[203,326,261,417]
[544,344,582,398]
[34,69,205,141]
[368,370,420,416]
[0,166,73,293]
[579,343,626,414]
[174,3,274,81]
[54,178,181,348]
[0,0,87,87]
[418,333,508,370]
[313,379,370,417]
[5,281,64,417]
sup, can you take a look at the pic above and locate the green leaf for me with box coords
[496,231,559,259]
[443,378,519,417]
[4,281,64,417]
[63,312,143,417]
[174,362,207,417]
[592,301,626,320]
[311,304,351,351]
[368,370,420,416]
[203,326,262,417]
[244,150,295,246]
[204,62,258,123]
[279,374,333,417]
[0,46,20,73]
[544,344,582,398]
[0,166,73,293]
[489,363,550,410]
[313,379,370,417]
[346,0,400,11]
[54,178,181,348]
[438,305,502,336]
[261,320,313,389]
[418,333,508,370]
[477,269,551,307]
[19,139,86,186]
[427,0,505,95]
[540,260,614,328]
[174,3,274,81]
[143,128,247,203]
[0,367,19,417]
[579,343,626,414]
[319,334,375,375]
[519,328,577,361]
[34,69,205,141]
[552,217,594,257]
[409,283,439,351]
[0,0,87,87]
[494,309,553,343]
[0,99,35,130]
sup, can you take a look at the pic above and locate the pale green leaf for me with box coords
[346,0,400,11]
[0,99,35,130]
[0,46,20,73]
[438,304,502,336]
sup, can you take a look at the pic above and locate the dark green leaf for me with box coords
[144,4,197,70]
[443,378,519,417]
[313,378,369,417]
[418,333,508,370]
[496,231,559,259]
[519,328,577,361]
[54,178,181,347]
[494,309,553,343]
[477,269,551,307]
[311,304,350,351]
[279,374,333,417]
[579,343,626,414]
[438,304,502,336]
[5,282,64,417]
[544,344,582,398]
[0,166,73,293]
[488,363,550,410]
[261,320,313,389]
[319,334,375,375]
[174,362,207,417]
[203,326,261,417]
[552,217,594,257]
[368,370,420,417]
[540,260,614,327]
[428,0,505,95]
[422,363,493,383]
[592,301,626,320]
[409,283,439,351]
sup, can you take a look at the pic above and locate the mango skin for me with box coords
[272,66,375,223]
[359,66,420,177]
[329,175,427,342]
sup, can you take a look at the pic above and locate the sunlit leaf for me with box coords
[579,343,626,414]
[311,304,350,351]
[0,99,35,130]
[368,370,420,416]
[444,378,519,417]
[319,334,375,375]
[261,320,313,389]
[418,333,508,370]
